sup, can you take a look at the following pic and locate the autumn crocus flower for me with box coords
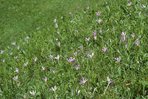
[93,31,97,40]
[67,57,75,63]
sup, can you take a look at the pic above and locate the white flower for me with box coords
[120,32,126,42]
[2,59,5,63]
[23,61,28,67]
[93,31,97,40]
[102,47,108,53]
[107,76,113,84]
[41,66,46,71]
[11,42,16,46]
[49,54,54,59]
[54,55,60,60]
[96,19,102,24]
[55,23,58,29]
[33,57,38,62]
[0,50,4,54]
[53,18,57,23]
[51,86,57,92]
[29,90,36,96]
[74,64,80,70]
[87,52,94,58]
[115,56,121,63]
[127,1,132,6]
[131,33,135,38]
[85,37,90,42]
[15,68,19,73]
[13,75,18,81]
[79,77,87,85]
[43,77,48,82]
[134,39,140,46]
[96,11,101,16]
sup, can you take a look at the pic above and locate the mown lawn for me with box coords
[0,0,148,98]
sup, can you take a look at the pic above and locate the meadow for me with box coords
[0,0,148,98]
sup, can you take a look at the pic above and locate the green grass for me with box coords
[0,0,148,98]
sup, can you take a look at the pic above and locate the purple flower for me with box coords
[67,57,76,63]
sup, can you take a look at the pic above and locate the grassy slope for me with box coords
[0,0,98,47]
[0,0,148,98]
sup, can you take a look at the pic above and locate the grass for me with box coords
[0,0,148,98]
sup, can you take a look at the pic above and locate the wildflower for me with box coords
[103,76,113,94]
[127,1,132,6]
[79,45,83,50]
[55,23,58,29]
[49,54,54,60]
[13,75,18,81]
[87,52,94,58]
[43,77,48,83]
[0,50,4,54]
[96,11,101,16]
[67,57,76,63]
[93,31,97,40]
[11,42,16,46]
[85,37,90,42]
[15,68,19,73]
[79,77,88,85]
[134,39,140,46]
[102,47,108,53]
[120,32,126,42]
[23,61,28,67]
[41,66,46,71]
[131,33,135,38]
[107,76,113,85]
[53,18,57,23]
[14,56,18,59]
[33,57,38,62]
[73,51,78,56]
[74,64,80,70]
[2,59,5,63]
[115,56,121,63]
[96,19,102,24]
[29,90,36,96]
[51,86,57,92]
[54,55,60,60]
